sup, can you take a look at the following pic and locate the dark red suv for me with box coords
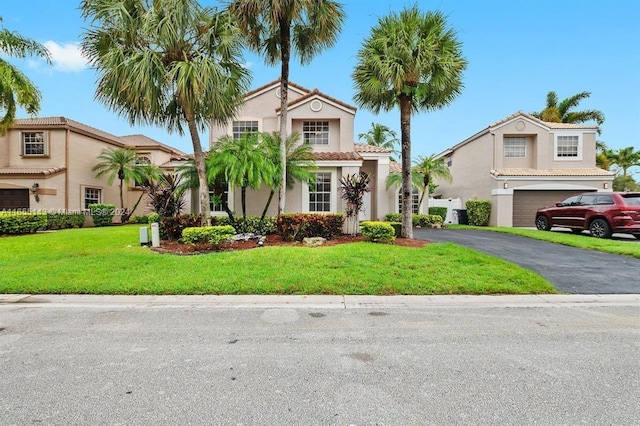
[535,192,640,239]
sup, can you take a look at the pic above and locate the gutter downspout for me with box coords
[65,128,69,210]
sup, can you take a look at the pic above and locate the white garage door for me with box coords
[512,190,590,227]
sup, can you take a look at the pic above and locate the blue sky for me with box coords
[3,0,639,158]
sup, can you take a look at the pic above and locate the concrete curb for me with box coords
[1,294,639,309]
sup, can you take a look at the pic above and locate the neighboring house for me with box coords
[434,111,614,227]
[0,117,187,217]
[208,79,396,220]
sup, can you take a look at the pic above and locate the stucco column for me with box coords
[490,188,514,227]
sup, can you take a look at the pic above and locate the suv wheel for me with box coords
[589,218,612,239]
[536,215,551,231]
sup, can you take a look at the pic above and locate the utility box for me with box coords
[150,222,160,248]
[139,227,149,246]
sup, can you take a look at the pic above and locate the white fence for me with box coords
[427,198,463,224]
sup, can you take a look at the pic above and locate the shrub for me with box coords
[388,222,402,238]
[128,215,150,224]
[45,212,85,230]
[160,213,202,240]
[231,216,277,235]
[277,214,344,241]
[0,212,48,235]
[88,204,115,227]
[182,225,236,246]
[360,221,395,243]
[384,213,402,222]
[466,200,491,226]
[147,212,160,223]
[428,207,447,222]
[412,214,444,227]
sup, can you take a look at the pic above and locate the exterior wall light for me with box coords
[603,182,608,189]
[503,182,508,189]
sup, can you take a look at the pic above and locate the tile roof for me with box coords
[491,168,614,177]
[13,117,125,146]
[244,78,312,98]
[0,166,66,176]
[313,152,362,161]
[354,143,391,153]
[389,161,402,173]
[490,110,598,130]
[276,88,356,113]
[120,134,187,156]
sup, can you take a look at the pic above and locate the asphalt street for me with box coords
[1,295,639,425]
[414,228,640,294]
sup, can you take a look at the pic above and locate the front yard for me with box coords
[0,225,555,295]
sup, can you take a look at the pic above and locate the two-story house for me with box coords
[434,111,614,227]
[0,117,187,216]
[209,79,396,220]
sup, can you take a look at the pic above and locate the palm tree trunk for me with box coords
[418,176,429,213]
[277,20,291,216]
[183,105,211,226]
[399,94,413,239]
[261,189,275,221]
[241,186,247,220]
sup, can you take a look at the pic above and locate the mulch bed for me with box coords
[151,234,428,255]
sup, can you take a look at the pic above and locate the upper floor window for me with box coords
[136,156,151,165]
[309,172,331,212]
[22,132,47,156]
[84,187,101,210]
[504,137,526,158]
[233,120,259,140]
[399,189,420,214]
[555,134,581,159]
[303,121,329,145]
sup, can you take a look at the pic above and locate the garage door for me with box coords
[0,189,30,210]
[512,190,591,227]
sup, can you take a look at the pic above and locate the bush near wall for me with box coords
[89,204,115,227]
[360,221,395,243]
[160,214,277,241]
[466,200,491,226]
[388,222,402,237]
[277,213,344,241]
[428,207,447,222]
[0,212,48,235]
[413,214,444,227]
[384,213,402,222]
[181,225,236,246]
[45,212,85,230]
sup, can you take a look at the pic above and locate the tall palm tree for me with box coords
[92,147,142,219]
[609,146,640,179]
[81,0,251,226]
[595,141,613,170]
[413,154,452,209]
[353,7,466,238]
[0,17,51,135]
[260,131,317,220]
[207,133,275,221]
[227,0,345,215]
[358,122,400,161]
[531,91,605,131]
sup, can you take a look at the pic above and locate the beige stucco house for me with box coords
[208,79,397,220]
[434,111,614,227]
[0,117,186,217]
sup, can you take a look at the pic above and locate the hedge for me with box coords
[277,213,344,241]
[182,225,236,246]
[412,214,444,227]
[0,212,48,235]
[89,204,115,227]
[466,199,491,226]
[428,207,447,222]
[360,221,395,243]
[160,214,277,241]
[45,212,85,230]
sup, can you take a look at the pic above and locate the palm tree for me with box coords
[358,122,400,161]
[531,91,605,131]
[609,146,640,179]
[81,0,251,226]
[227,0,345,215]
[260,131,316,220]
[0,17,51,135]
[92,147,142,219]
[413,154,452,209]
[353,7,467,238]
[596,141,613,170]
[207,133,275,221]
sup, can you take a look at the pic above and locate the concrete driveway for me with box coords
[413,228,640,294]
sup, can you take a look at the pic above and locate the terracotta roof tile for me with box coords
[389,161,402,173]
[14,117,125,146]
[276,88,356,113]
[354,143,391,153]
[313,152,362,161]
[245,78,312,98]
[491,168,613,177]
[490,111,598,130]
[0,166,66,176]
[120,134,187,156]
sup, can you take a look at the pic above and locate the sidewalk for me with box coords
[1,294,639,308]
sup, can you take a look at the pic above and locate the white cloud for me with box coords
[43,41,88,72]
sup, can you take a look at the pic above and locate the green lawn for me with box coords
[0,225,555,295]
[450,225,640,259]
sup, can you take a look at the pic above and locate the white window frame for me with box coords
[303,169,337,213]
[554,132,583,161]
[398,188,421,214]
[21,131,48,157]
[303,121,329,145]
[504,137,526,158]
[232,120,260,140]
[208,180,233,215]
[83,187,101,210]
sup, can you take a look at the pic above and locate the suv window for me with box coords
[560,195,581,206]
[596,195,614,205]
[579,194,597,205]
[622,194,640,206]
